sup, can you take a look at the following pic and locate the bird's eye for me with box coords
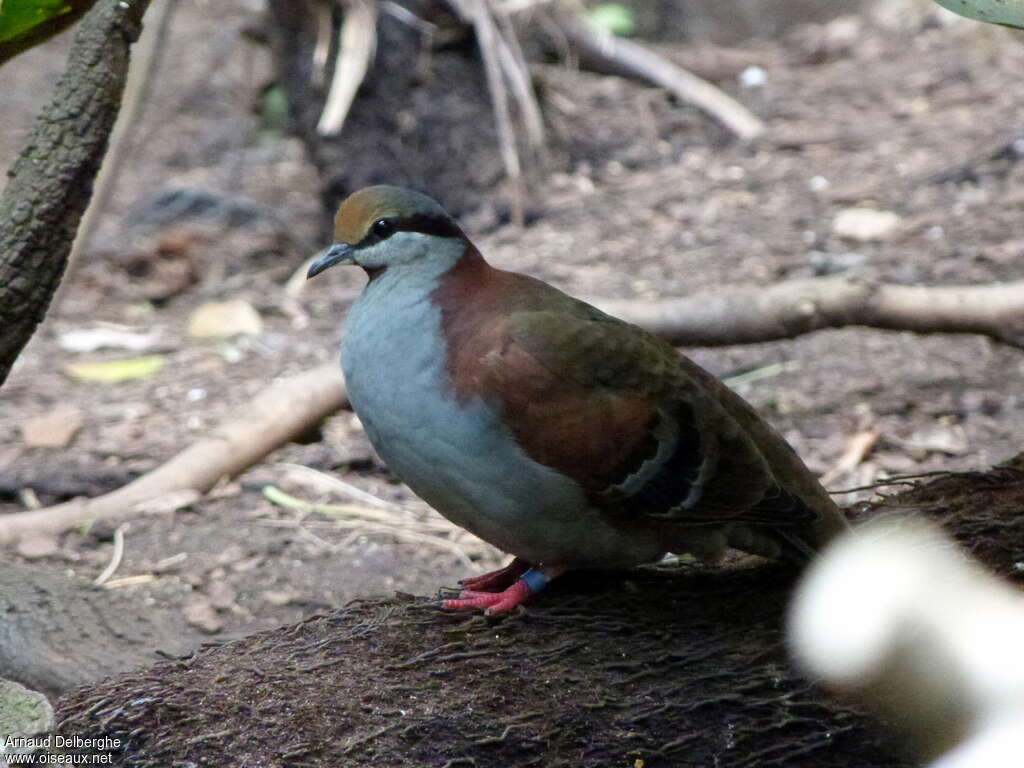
[372,219,395,239]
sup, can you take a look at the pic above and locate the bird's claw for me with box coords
[442,580,533,615]
[458,557,532,592]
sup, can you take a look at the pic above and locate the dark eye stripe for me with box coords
[353,213,464,249]
[391,213,464,239]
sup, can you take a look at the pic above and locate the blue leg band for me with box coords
[520,569,549,594]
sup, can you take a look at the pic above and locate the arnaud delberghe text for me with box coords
[4,735,121,750]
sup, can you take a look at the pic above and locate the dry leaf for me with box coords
[188,299,263,338]
[65,356,165,382]
[20,406,83,448]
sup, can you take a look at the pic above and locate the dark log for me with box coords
[0,567,191,699]
[46,454,1024,767]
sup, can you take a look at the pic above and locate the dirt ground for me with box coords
[1,0,1023,659]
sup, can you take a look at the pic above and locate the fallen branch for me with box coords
[0,365,346,546]
[554,11,766,142]
[591,277,1024,348]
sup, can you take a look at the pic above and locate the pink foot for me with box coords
[442,567,564,615]
[442,581,533,614]
[459,557,531,592]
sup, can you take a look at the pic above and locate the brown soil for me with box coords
[1,0,1022,688]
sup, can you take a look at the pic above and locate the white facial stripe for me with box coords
[356,231,465,275]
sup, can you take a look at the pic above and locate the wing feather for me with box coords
[437,267,845,552]
[482,305,800,527]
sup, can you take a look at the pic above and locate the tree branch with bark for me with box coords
[594,277,1024,348]
[0,0,152,387]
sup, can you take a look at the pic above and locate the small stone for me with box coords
[17,534,59,560]
[207,580,237,610]
[832,208,901,242]
[184,599,223,634]
[262,589,299,606]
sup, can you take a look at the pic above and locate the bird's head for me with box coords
[306,185,467,281]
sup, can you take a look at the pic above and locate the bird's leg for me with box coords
[458,556,532,592]
[442,564,566,615]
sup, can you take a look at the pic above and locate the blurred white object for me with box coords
[59,326,159,353]
[739,66,767,88]
[789,517,1024,766]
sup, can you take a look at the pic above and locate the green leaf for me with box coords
[65,355,165,382]
[260,84,289,132]
[0,0,74,43]
[261,485,384,519]
[262,485,312,511]
[586,3,636,37]
[933,0,1024,28]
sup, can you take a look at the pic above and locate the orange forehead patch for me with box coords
[333,185,438,244]
[333,188,382,244]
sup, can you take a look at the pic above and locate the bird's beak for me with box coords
[306,243,355,279]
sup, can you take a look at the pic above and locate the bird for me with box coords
[307,185,850,615]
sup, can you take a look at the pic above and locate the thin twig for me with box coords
[497,0,559,13]
[309,0,334,88]
[492,5,546,151]
[100,574,156,589]
[254,517,485,569]
[451,0,525,224]
[318,0,379,136]
[829,470,963,495]
[94,524,128,586]
[820,430,880,487]
[276,463,399,510]
[554,11,766,142]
